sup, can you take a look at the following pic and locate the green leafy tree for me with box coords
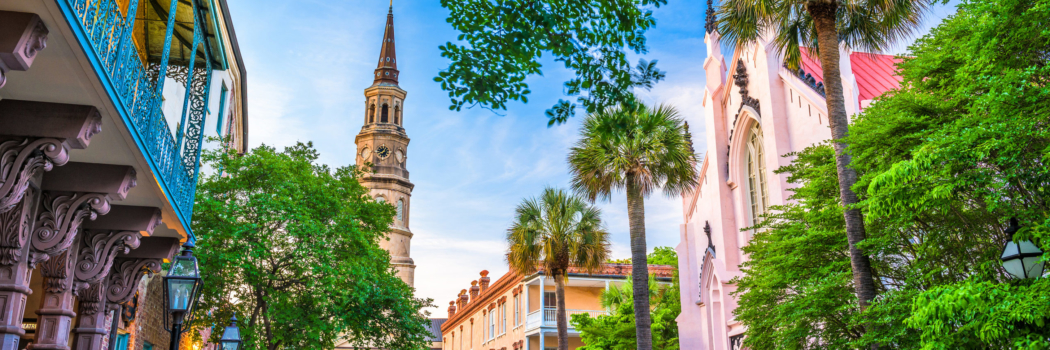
[507,187,611,350]
[733,0,1050,348]
[190,142,433,350]
[569,97,697,350]
[435,0,667,125]
[573,248,681,350]
[715,0,938,330]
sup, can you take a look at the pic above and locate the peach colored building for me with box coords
[675,13,902,350]
[441,265,674,350]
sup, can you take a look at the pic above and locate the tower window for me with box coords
[746,123,769,228]
[368,104,376,123]
[396,199,404,222]
[394,105,401,125]
[381,104,389,123]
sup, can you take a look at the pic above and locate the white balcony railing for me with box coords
[525,308,608,331]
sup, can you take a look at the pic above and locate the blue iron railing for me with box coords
[57,0,216,240]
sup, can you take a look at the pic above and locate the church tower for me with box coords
[355,4,415,287]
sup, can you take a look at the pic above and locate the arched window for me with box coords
[376,196,386,204]
[368,104,376,123]
[394,105,401,125]
[396,199,404,222]
[381,104,389,123]
[745,123,769,227]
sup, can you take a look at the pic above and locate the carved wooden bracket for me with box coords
[29,192,111,266]
[74,230,140,286]
[0,11,49,88]
[0,186,35,265]
[106,258,162,305]
[0,138,69,213]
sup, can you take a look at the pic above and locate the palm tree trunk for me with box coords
[555,273,570,350]
[809,1,879,346]
[626,175,653,350]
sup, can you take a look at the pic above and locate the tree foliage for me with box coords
[733,0,1050,348]
[435,0,667,125]
[572,248,680,350]
[190,142,433,350]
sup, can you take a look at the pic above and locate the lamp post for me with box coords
[219,315,242,350]
[1000,218,1046,279]
[163,241,203,350]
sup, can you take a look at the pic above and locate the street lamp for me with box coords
[1000,218,1045,279]
[219,315,242,350]
[163,241,203,350]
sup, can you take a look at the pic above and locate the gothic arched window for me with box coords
[396,199,404,222]
[745,123,769,227]
[368,104,376,123]
[381,104,389,123]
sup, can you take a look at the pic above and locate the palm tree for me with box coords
[507,187,611,350]
[715,0,932,335]
[568,97,698,350]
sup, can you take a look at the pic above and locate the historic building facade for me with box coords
[674,11,902,350]
[354,5,416,287]
[441,265,674,350]
[0,0,247,349]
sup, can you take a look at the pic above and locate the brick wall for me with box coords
[132,275,170,350]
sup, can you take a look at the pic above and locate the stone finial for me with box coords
[704,0,717,34]
[470,280,480,300]
[479,270,491,292]
[448,301,457,317]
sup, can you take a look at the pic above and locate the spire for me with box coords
[373,3,399,85]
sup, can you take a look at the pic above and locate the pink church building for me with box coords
[674,13,902,350]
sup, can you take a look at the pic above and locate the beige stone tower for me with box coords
[355,4,415,287]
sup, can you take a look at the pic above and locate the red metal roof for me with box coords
[798,50,903,101]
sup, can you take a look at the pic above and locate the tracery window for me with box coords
[745,123,769,227]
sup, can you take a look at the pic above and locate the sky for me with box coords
[222,0,959,316]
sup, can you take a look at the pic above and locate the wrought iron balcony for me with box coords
[56,0,225,236]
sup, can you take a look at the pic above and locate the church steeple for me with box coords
[374,3,399,85]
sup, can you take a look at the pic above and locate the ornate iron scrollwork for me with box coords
[729,334,744,350]
[179,66,211,175]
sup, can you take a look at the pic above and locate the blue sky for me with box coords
[224,0,958,316]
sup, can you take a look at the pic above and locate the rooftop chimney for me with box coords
[479,270,491,292]
[470,280,480,300]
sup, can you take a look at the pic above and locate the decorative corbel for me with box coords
[0,11,49,88]
[29,192,110,266]
[0,185,35,265]
[38,249,72,294]
[78,281,107,316]
[73,230,141,286]
[0,138,68,213]
[105,258,162,305]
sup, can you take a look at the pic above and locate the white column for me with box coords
[539,330,545,350]
[605,280,611,313]
[539,276,545,311]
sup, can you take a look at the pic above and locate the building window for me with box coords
[143,342,154,350]
[489,309,495,340]
[745,123,769,227]
[544,292,556,309]
[114,334,129,350]
[397,199,404,222]
[501,303,507,334]
[381,104,389,123]
[514,295,520,326]
[215,83,228,136]
[369,104,376,123]
[394,105,401,125]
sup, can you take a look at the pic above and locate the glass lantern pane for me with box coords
[168,279,195,310]
[221,342,239,350]
[222,326,240,341]
[1023,257,1045,278]
[1001,242,1019,260]
[1003,259,1026,279]
[169,257,199,278]
[1019,240,1042,255]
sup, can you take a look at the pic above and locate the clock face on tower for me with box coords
[376,145,391,159]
